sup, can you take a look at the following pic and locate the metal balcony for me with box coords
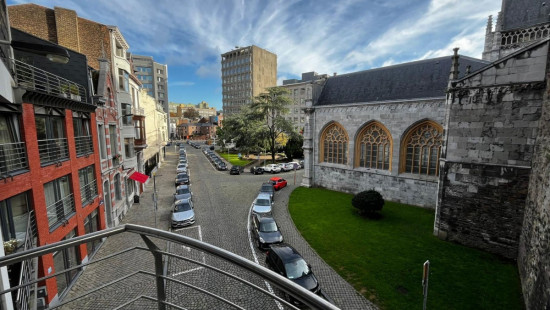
[134,106,145,116]
[0,141,29,176]
[46,194,75,229]
[10,58,88,104]
[80,180,98,206]
[0,224,339,310]
[38,138,69,165]
[74,135,93,157]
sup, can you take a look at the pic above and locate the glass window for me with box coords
[114,174,122,200]
[321,123,348,164]
[79,165,97,206]
[124,138,135,158]
[356,122,392,170]
[84,209,100,255]
[0,192,30,250]
[118,69,129,92]
[97,124,107,159]
[402,121,443,176]
[126,177,134,198]
[0,112,26,174]
[44,175,74,228]
[109,125,118,160]
[53,229,80,296]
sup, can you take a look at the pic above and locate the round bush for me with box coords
[352,190,384,215]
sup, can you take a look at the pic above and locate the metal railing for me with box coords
[74,135,93,157]
[0,141,29,175]
[80,180,97,206]
[46,194,75,229]
[0,224,339,310]
[11,58,88,104]
[15,210,38,310]
[38,138,69,165]
[134,106,145,116]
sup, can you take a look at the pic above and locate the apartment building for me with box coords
[0,23,104,308]
[140,89,168,177]
[221,45,277,115]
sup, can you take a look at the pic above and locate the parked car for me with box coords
[282,163,294,172]
[171,198,195,228]
[251,193,273,216]
[270,177,287,190]
[176,163,188,174]
[230,165,244,175]
[288,161,301,170]
[175,173,190,186]
[251,214,283,250]
[265,244,321,307]
[174,184,192,201]
[263,164,281,173]
[250,166,264,175]
[217,162,228,171]
[259,182,275,202]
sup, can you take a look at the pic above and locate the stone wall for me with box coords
[518,45,550,309]
[312,99,445,207]
[435,40,548,260]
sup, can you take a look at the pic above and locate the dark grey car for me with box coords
[251,214,283,250]
[174,184,192,201]
[259,182,275,201]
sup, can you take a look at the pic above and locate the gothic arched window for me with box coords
[355,122,392,170]
[401,121,443,176]
[320,123,348,164]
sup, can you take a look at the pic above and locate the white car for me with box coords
[288,161,301,169]
[176,164,188,174]
[251,193,273,216]
[263,164,281,173]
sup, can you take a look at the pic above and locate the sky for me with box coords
[8,0,502,111]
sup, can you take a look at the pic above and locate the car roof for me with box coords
[174,198,191,204]
[269,244,301,262]
[256,193,272,200]
[256,214,276,224]
[176,173,189,178]
[176,185,189,190]
[270,177,282,181]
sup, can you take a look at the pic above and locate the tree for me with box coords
[284,133,304,160]
[183,108,200,119]
[216,107,264,153]
[249,87,294,163]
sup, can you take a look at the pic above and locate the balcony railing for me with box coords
[46,194,75,229]
[0,224,338,310]
[0,141,29,176]
[134,107,145,116]
[74,136,93,157]
[38,138,69,165]
[15,210,38,310]
[11,58,88,104]
[80,180,98,206]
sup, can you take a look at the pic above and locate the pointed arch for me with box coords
[319,122,349,164]
[400,120,443,176]
[354,121,392,170]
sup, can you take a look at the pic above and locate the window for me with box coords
[115,42,124,57]
[401,121,443,176]
[84,210,100,256]
[157,77,163,82]
[0,192,30,250]
[158,93,164,99]
[109,125,119,164]
[126,177,134,198]
[35,107,68,165]
[158,85,164,91]
[97,124,107,159]
[73,112,93,156]
[355,122,392,170]
[79,165,97,206]
[320,123,348,164]
[135,119,144,140]
[118,69,129,92]
[143,83,153,89]
[53,229,80,296]
[121,103,132,125]
[44,175,74,228]
[0,111,27,174]
[114,174,122,200]
[157,69,163,74]
[124,138,135,158]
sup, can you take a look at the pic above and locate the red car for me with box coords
[270,177,287,190]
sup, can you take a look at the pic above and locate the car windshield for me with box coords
[256,198,270,206]
[176,187,190,195]
[174,202,191,212]
[284,258,310,280]
[261,185,272,192]
[177,174,188,179]
[260,221,277,232]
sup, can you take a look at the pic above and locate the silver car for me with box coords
[171,198,195,228]
[252,193,273,216]
[174,184,192,201]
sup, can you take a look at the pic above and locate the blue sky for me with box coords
[9,0,501,111]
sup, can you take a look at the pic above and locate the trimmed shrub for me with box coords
[352,190,384,215]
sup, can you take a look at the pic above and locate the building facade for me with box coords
[221,45,277,115]
[140,89,168,176]
[0,25,104,308]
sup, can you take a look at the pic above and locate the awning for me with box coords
[129,171,149,183]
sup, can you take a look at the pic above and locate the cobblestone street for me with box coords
[61,144,376,309]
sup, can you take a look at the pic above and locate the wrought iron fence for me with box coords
[46,194,75,229]
[0,224,339,310]
[74,135,93,157]
[0,141,28,175]
[38,138,68,165]
[11,58,88,103]
[80,180,97,206]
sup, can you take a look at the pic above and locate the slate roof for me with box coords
[316,55,488,106]
[501,0,550,31]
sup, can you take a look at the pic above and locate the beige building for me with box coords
[140,89,168,176]
[221,45,277,115]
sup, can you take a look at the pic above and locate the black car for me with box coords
[230,165,243,175]
[217,162,228,171]
[259,182,275,201]
[265,244,321,306]
[175,173,190,186]
[250,166,264,175]
[252,214,283,250]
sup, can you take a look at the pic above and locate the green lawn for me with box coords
[217,152,252,166]
[288,187,523,310]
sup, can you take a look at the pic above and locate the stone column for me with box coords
[301,100,315,187]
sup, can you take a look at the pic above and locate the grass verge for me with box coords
[217,152,252,166]
[288,187,523,310]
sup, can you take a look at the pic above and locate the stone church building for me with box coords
[301,0,550,308]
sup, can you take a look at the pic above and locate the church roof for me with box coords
[316,55,488,106]
[501,0,550,31]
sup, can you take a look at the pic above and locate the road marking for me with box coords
[170,225,206,277]
[247,204,284,310]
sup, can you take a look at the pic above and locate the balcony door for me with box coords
[0,192,30,251]
[0,110,27,174]
[35,107,68,165]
